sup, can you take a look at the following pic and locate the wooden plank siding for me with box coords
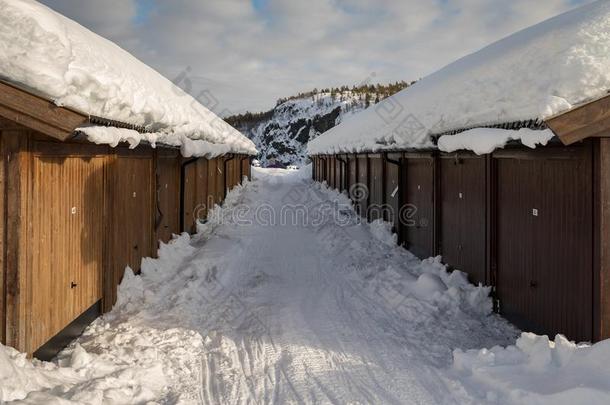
[368,155,385,221]
[546,94,610,145]
[105,149,156,312]
[328,156,335,189]
[241,156,251,182]
[384,154,401,235]
[347,155,357,196]
[594,138,610,341]
[2,130,29,352]
[356,156,369,217]
[29,145,105,352]
[0,81,88,142]
[0,130,5,345]
[216,157,227,204]
[180,157,211,235]
[156,150,181,243]
[400,154,436,260]
[334,156,342,191]
[0,124,249,355]
[439,153,487,285]
[494,145,593,342]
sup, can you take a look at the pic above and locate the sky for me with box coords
[39,0,593,116]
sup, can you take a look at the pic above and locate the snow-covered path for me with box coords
[103,167,516,404]
[7,167,610,404]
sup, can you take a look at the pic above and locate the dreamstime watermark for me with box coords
[191,183,426,230]
[171,65,237,139]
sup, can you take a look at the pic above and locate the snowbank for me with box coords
[437,128,555,155]
[0,322,203,403]
[308,0,610,155]
[454,333,610,404]
[0,0,257,156]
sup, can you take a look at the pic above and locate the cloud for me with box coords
[39,0,594,114]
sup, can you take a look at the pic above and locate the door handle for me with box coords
[70,282,78,289]
[530,281,538,288]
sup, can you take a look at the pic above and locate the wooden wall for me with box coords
[182,158,209,234]
[0,126,252,355]
[29,142,106,353]
[348,155,357,194]
[368,155,384,221]
[401,154,436,260]
[312,140,605,342]
[156,150,181,243]
[385,154,401,235]
[494,146,593,342]
[439,153,487,285]
[105,148,156,312]
[356,156,369,216]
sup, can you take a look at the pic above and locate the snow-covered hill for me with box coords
[228,85,410,167]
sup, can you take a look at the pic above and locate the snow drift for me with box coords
[308,0,610,155]
[454,333,610,404]
[0,0,257,156]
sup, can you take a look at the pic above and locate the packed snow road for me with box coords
[4,167,610,404]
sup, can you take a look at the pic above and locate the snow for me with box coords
[437,128,555,155]
[80,126,239,159]
[308,0,610,155]
[0,0,256,156]
[453,333,610,404]
[1,167,609,403]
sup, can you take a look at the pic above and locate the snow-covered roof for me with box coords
[0,0,257,156]
[308,0,610,155]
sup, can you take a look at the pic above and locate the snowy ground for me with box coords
[2,166,610,404]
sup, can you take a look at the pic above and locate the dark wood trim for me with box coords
[486,154,497,292]
[33,301,101,361]
[432,152,440,257]
[3,132,27,351]
[0,81,88,141]
[404,151,436,159]
[32,140,110,157]
[102,151,118,313]
[115,146,155,158]
[150,151,158,258]
[546,94,610,145]
[594,138,610,340]
[0,131,4,345]
[493,146,585,160]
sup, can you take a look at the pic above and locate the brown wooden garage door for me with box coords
[368,155,384,221]
[30,148,105,352]
[439,154,487,285]
[106,152,155,311]
[156,151,181,243]
[385,155,401,235]
[329,156,337,190]
[335,156,343,192]
[356,156,369,218]
[401,154,436,259]
[182,158,209,233]
[495,145,593,342]
[241,156,250,182]
[348,155,357,193]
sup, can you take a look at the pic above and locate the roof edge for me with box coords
[545,93,610,145]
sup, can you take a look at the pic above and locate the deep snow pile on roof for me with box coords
[308,0,610,155]
[0,0,257,156]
